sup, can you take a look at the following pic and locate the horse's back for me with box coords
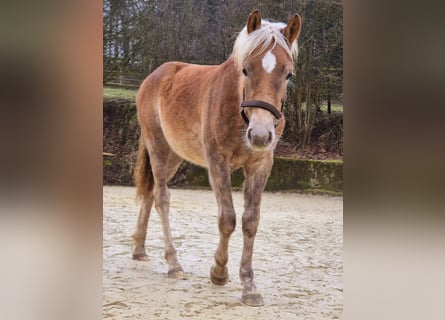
[137,61,215,114]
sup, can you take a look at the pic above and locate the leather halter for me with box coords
[240,100,282,127]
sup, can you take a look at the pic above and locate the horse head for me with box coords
[233,10,301,151]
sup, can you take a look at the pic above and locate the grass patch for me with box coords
[320,103,343,113]
[103,87,138,101]
[300,102,343,113]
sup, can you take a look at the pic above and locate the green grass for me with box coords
[320,103,343,113]
[103,87,138,101]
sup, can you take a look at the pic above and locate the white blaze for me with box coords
[262,50,276,73]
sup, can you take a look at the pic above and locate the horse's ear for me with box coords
[247,10,262,34]
[283,14,302,45]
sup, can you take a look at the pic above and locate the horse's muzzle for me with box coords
[247,127,273,148]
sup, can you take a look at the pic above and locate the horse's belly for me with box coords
[162,124,207,167]
[171,141,207,167]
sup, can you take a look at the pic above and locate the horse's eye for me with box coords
[286,73,292,80]
[242,68,248,76]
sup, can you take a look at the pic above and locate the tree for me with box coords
[103,0,343,149]
[284,0,343,147]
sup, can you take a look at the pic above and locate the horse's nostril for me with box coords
[247,128,252,141]
[268,132,272,144]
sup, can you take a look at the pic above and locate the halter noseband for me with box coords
[240,100,282,127]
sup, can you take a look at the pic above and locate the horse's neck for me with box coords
[220,56,238,78]
[217,57,242,102]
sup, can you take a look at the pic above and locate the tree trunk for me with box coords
[302,82,312,146]
[327,91,331,114]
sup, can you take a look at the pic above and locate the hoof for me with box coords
[132,253,149,261]
[241,293,264,307]
[168,266,185,279]
[210,266,229,285]
[242,281,264,306]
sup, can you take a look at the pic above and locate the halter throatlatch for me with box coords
[240,100,282,127]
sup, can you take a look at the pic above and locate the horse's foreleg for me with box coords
[240,157,273,306]
[208,159,236,286]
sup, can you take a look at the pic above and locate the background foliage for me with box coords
[103,0,342,151]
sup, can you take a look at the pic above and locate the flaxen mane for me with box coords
[232,20,299,70]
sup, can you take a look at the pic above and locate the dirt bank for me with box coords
[103,186,343,319]
[103,98,343,193]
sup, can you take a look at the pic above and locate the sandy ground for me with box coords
[103,186,343,319]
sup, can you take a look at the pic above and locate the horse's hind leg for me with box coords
[149,146,185,279]
[132,194,154,261]
[132,137,155,261]
[132,135,184,279]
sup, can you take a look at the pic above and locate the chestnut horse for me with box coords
[132,10,301,306]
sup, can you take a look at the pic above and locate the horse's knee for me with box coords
[242,213,259,238]
[153,185,170,212]
[219,212,236,236]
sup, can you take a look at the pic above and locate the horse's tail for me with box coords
[134,136,154,199]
